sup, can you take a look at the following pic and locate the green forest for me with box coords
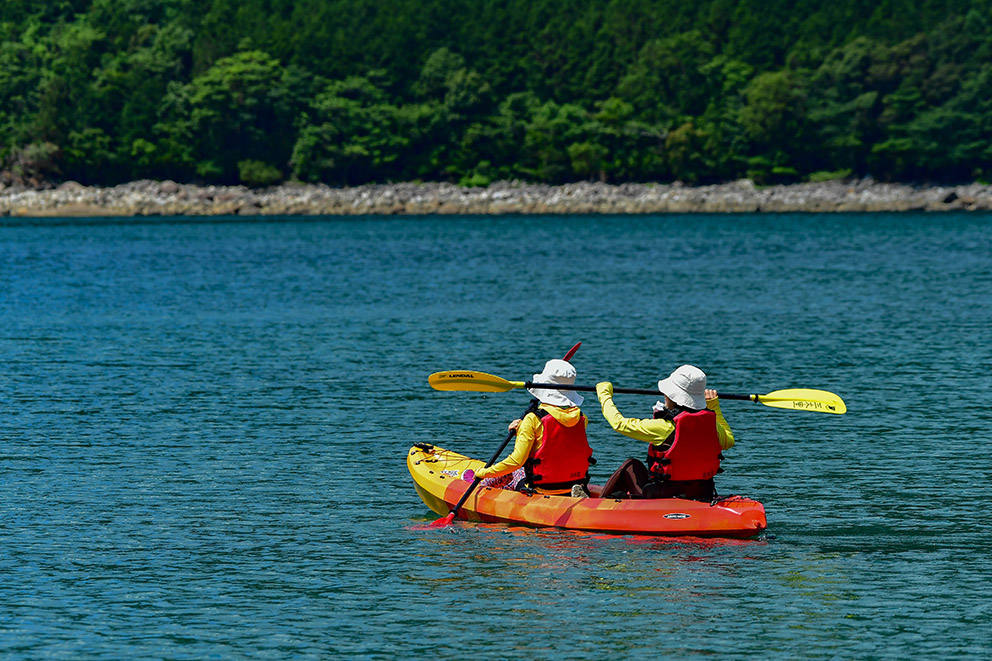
[2,0,992,187]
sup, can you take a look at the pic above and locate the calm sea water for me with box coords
[1,213,990,658]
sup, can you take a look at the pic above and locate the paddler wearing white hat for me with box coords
[472,359,595,497]
[595,364,735,501]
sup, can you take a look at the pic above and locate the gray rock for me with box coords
[5,178,992,216]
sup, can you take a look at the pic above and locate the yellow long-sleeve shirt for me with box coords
[474,404,588,479]
[597,387,734,451]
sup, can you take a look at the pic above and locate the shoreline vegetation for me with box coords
[8,4,992,212]
[1,179,990,217]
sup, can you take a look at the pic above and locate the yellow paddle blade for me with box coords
[428,370,526,393]
[757,389,847,414]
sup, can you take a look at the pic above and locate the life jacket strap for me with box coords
[523,409,552,472]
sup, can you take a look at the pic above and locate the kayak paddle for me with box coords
[426,398,540,528]
[427,344,583,528]
[428,370,846,414]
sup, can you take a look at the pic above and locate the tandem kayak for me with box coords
[408,444,767,538]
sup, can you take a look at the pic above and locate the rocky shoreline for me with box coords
[1,179,991,217]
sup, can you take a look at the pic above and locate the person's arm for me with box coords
[596,382,674,443]
[474,412,540,478]
[705,389,735,450]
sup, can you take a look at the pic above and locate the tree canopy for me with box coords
[2,0,991,187]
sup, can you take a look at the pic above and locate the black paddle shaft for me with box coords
[525,381,755,401]
[446,399,540,519]
[525,381,655,395]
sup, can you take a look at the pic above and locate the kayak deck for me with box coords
[408,444,767,538]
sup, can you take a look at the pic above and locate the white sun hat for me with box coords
[528,359,583,408]
[657,364,708,410]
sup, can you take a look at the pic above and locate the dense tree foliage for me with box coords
[2,0,991,186]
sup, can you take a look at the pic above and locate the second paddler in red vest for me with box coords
[595,365,734,501]
[471,359,594,497]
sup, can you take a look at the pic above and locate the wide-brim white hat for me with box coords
[658,364,707,410]
[528,359,583,408]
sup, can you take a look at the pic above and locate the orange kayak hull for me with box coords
[408,444,767,538]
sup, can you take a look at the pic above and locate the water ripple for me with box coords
[1,213,990,658]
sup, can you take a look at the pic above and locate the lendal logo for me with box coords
[448,373,474,378]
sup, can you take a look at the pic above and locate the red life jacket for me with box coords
[647,409,722,481]
[526,410,592,489]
